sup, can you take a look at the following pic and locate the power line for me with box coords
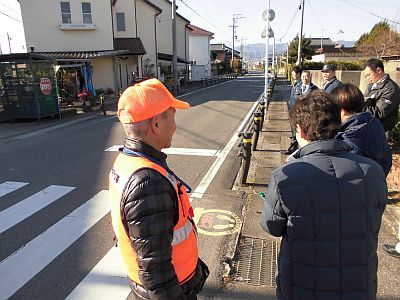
[306,0,323,30]
[177,0,232,39]
[278,6,300,41]
[338,0,400,25]
[0,2,20,15]
[0,10,22,23]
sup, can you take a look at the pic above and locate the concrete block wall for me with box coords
[309,70,400,93]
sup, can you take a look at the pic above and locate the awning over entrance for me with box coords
[0,53,54,62]
[114,38,146,55]
[158,53,191,64]
[35,50,132,61]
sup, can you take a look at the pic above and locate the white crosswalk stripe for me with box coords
[0,185,75,234]
[105,145,221,157]
[0,181,28,197]
[0,189,111,299]
[66,246,130,300]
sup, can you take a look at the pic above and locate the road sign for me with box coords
[40,78,52,95]
[262,9,275,21]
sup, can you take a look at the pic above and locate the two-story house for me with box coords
[111,0,161,89]
[149,0,191,83]
[187,24,214,81]
[210,43,240,76]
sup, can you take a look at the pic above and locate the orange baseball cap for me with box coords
[117,78,190,123]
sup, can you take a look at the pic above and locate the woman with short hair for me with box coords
[332,83,392,176]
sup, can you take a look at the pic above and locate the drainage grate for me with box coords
[232,235,279,287]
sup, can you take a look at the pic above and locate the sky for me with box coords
[0,0,24,54]
[176,0,400,46]
[0,0,399,54]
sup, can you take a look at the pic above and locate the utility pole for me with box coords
[286,42,289,69]
[172,0,178,95]
[229,14,245,73]
[272,37,275,75]
[7,32,12,53]
[262,0,274,99]
[320,29,325,50]
[296,0,305,66]
[241,38,248,70]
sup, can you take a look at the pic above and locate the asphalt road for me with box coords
[0,75,265,299]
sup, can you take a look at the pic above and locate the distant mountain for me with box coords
[335,40,356,47]
[244,41,356,61]
[244,43,287,61]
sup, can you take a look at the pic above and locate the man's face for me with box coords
[292,71,300,81]
[322,70,335,82]
[301,72,311,85]
[364,66,383,84]
[158,107,176,149]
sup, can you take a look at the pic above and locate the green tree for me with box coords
[355,21,400,57]
[287,35,315,64]
[232,58,242,73]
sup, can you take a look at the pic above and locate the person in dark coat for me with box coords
[282,67,303,155]
[321,64,342,93]
[260,91,387,300]
[363,58,400,132]
[332,83,392,176]
[288,66,302,109]
[282,70,318,155]
[299,70,318,97]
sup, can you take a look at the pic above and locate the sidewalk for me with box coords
[0,80,209,140]
[0,109,104,140]
[226,76,400,299]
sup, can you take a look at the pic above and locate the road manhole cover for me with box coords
[232,235,279,287]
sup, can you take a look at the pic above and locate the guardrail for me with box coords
[200,73,237,88]
[237,74,277,185]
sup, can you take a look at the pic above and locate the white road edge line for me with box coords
[14,116,97,140]
[189,95,260,200]
[176,79,235,98]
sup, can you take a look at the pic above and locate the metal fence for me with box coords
[237,75,277,185]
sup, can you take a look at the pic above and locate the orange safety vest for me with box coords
[109,152,198,285]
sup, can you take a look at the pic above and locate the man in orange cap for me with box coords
[109,78,209,299]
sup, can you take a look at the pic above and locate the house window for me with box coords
[60,2,71,24]
[116,12,125,31]
[82,2,92,24]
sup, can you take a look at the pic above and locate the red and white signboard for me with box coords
[40,78,52,95]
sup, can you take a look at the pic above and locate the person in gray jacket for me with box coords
[288,66,302,109]
[364,58,400,132]
[321,64,342,93]
[260,91,387,300]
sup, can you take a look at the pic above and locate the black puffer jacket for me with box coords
[260,140,387,300]
[121,138,206,300]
